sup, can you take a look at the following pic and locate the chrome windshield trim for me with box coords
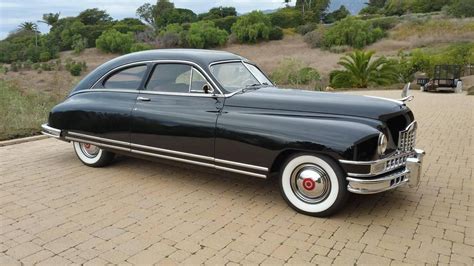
[209,59,274,96]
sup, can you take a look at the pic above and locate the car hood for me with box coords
[224,87,406,120]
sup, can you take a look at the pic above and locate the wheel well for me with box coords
[270,149,342,178]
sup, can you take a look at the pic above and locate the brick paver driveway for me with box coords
[1,90,473,265]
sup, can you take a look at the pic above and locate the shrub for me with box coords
[269,27,284,40]
[448,0,474,18]
[304,26,326,48]
[130,43,153,53]
[185,21,228,49]
[95,29,135,54]
[269,8,303,29]
[322,17,385,49]
[211,16,238,33]
[10,62,19,72]
[271,58,321,87]
[69,64,82,76]
[72,34,87,54]
[0,65,7,74]
[39,51,51,62]
[158,33,181,48]
[232,11,272,43]
[366,16,400,30]
[330,50,398,88]
[296,23,318,35]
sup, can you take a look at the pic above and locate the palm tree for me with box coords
[18,22,38,32]
[331,50,398,88]
[40,13,60,27]
[18,22,39,47]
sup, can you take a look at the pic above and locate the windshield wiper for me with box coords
[229,83,272,97]
[245,82,270,89]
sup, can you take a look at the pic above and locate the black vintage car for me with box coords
[42,49,425,216]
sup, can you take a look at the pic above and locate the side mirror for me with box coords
[203,84,214,94]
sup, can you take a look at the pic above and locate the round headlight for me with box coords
[377,133,388,155]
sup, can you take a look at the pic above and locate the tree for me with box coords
[18,22,38,33]
[41,13,60,27]
[136,1,197,28]
[448,0,474,18]
[323,5,350,24]
[198,6,237,20]
[78,8,112,25]
[295,0,331,22]
[331,50,398,88]
[231,11,273,43]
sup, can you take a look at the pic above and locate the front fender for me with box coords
[215,107,383,171]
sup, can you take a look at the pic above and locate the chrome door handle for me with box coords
[137,96,151,102]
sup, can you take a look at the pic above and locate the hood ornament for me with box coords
[400,82,414,102]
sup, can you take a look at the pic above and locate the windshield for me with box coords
[210,62,272,92]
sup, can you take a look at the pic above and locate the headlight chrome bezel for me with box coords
[377,132,388,155]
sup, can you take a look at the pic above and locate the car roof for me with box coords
[71,49,247,94]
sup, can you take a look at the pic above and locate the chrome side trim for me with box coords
[215,165,266,179]
[68,131,129,147]
[65,137,130,152]
[131,143,214,161]
[65,132,268,178]
[131,149,215,168]
[215,158,268,172]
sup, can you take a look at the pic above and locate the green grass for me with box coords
[0,80,60,140]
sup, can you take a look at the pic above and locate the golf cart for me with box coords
[418,65,463,93]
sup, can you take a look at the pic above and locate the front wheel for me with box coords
[279,154,348,217]
[73,141,115,167]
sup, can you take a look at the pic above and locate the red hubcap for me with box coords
[84,143,91,149]
[302,178,315,190]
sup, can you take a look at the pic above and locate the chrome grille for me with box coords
[398,121,417,152]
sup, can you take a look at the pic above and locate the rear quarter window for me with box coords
[103,65,147,90]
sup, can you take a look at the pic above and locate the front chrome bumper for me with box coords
[340,149,425,194]
[41,123,62,139]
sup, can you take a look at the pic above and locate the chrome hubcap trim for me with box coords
[290,164,331,204]
[80,143,100,158]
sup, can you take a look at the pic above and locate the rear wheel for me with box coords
[73,141,115,167]
[279,154,348,217]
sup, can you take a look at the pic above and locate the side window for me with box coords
[146,64,191,93]
[190,68,212,94]
[103,65,147,90]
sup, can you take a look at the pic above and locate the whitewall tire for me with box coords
[73,141,115,167]
[279,154,348,217]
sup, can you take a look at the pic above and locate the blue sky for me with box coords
[0,0,293,39]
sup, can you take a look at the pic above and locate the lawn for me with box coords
[0,80,61,140]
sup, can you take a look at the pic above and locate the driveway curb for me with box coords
[0,135,48,147]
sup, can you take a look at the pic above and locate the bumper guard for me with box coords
[341,149,425,194]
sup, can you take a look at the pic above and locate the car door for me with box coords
[65,64,147,145]
[130,63,223,165]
